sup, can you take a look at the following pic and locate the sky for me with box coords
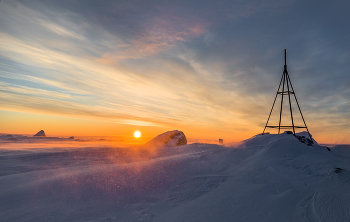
[0,0,350,144]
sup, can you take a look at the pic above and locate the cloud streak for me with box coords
[0,0,350,142]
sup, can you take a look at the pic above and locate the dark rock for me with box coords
[34,130,46,137]
[334,167,345,174]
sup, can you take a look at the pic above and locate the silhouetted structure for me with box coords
[263,49,312,141]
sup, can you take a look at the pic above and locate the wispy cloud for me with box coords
[97,15,207,61]
[0,0,350,142]
[39,20,86,41]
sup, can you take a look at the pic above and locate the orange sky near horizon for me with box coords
[0,109,259,144]
[1,109,348,145]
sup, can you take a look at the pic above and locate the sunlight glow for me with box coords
[134,131,141,138]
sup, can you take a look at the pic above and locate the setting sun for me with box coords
[134,131,141,138]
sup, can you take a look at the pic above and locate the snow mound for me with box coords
[33,130,46,137]
[144,130,187,148]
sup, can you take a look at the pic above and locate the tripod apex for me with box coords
[284,49,287,73]
[284,49,287,66]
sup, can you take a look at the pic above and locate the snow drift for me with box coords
[0,132,349,222]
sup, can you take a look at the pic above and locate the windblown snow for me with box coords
[0,132,349,222]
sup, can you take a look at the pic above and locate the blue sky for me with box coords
[0,0,349,143]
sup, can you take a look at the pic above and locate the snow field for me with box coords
[0,133,349,221]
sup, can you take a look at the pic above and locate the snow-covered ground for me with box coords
[0,133,349,221]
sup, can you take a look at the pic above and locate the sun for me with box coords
[134,131,141,138]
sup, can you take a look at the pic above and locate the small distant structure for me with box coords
[262,49,312,142]
[69,136,74,139]
[219,139,223,144]
[34,130,46,137]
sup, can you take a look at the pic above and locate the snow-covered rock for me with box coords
[144,130,187,148]
[295,131,318,144]
[33,130,46,137]
[283,130,293,134]
[280,131,317,145]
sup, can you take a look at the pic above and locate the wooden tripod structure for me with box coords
[263,49,312,140]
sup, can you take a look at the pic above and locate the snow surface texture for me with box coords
[0,132,350,222]
[33,130,46,137]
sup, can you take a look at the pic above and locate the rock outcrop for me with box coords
[145,130,187,148]
[34,130,46,137]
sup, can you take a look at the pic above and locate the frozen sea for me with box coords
[0,133,349,221]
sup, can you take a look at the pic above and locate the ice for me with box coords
[0,132,349,221]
